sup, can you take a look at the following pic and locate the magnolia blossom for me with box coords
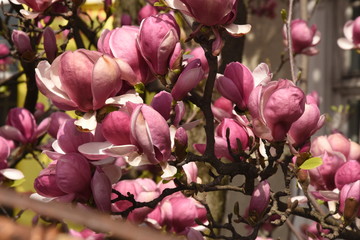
[12,30,33,55]
[339,180,360,222]
[0,136,24,180]
[211,97,234,121]
[43,27,57,62]
[78,104,176,179]
[112,178,160,223]
[0,44,11,70]
[284,19,321,55]
[165,0,251,55]
[246,181,271,224]
[137,13,181,76]
[288,95,325,147]
[337,16,360,50]
[35,49,125,130]
[138,4,158,23]
[98,26,154,85]
[216,62,272,110]
[9,0,59,18]
[171,59,204,100]
[194,117,252,160]
[248,79,306,142]
[0,107,50,144]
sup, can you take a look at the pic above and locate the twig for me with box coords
[286,0,296,82]
[0,187,178,240]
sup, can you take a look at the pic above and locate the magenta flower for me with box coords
[34,153,92,202]
[308,152,345,191]
[339,180,360,222]
[171,59,204,100]
[12,30,33,55]
[248,79,306,141]
[211,97,234,121]
[216,62,272,110]
[0,107,50,144]
[165,0,251,55]
[36,49,122,113]
[188,47,209,74]
[284,19,321,55]
[147,193,207,234]
[334,160,360,190]
[111,178,160,223]
[311,133,351,159]
[101,110,131,145]
[338,16,360,50]
[97,26,154,85]
[288,98,325,147]
[138,4,158,23]
[47,112,71,138]
[194,117,251,160]
[247,181,271,223]
[35,49,123,130]
[0,44,11,70]
[150,91,173,121]
[137,13,180,75]
[43,27,57,62]
[10,0,59,18]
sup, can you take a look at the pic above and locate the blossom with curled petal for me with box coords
[248,79,306,142]
[337,16,360,50]
[0,107,50,144]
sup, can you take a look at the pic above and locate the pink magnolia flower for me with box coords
[43,27,57,62]
[9,0,59,18]
[194,117,251,160]
[78,104,175,179]
[339,180,360,222]
[101,110,131,145]
[284,19,321,55]
[34,153,92,202]
[12,30,33,55]
[246,180,271,224]
[138,4,158,23]
[35,49,123,130]
[308,152,345,191]
[250,0,277,19]
[151,91,173,121]
[47,112,71,138]
[216,62,272,110]
[91,167,112,212]
[0,44,11,70]
[97,26,154,85]
[69,229,105,240]
[288,97,325,147]
[137,13,181,76]
[188,47,209,74]
[165,0,251,55]
[111,178,160,223]
[0,107,50,144]
[311,133,351,159]
[147,193,207,234]
[337,16,360,50]
[248,79,306,142]
[171,59,204,100]
[211,97,234,121]
[334,160,360,190]
[0,136,24,180]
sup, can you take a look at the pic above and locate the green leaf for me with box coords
[10,178,26,187]
[299,157,323,170]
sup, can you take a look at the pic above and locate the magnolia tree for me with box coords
[0,0,359,239]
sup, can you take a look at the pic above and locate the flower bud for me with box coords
[12,30,32,55]
[137,13,180,75]
[216,62,254,110]
[171,59,204,100]
[43,27,57,62]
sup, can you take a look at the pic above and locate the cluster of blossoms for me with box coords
[1,0,360,239]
